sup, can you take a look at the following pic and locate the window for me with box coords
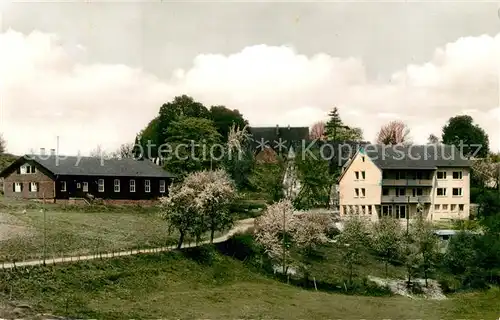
[396,188,406,196]
[19,164,36,174]
[416,171,423,180]
[451,204,457,211]
[354,188,359,197]
[114,179,120,192]
[130,180,136,192]
[13,182,22,193]
[397,171,406,180]
[361,205,366,214]
[382,205,393,217]
[83,182,88,192]
[361,171,366,180]
[459,204,464,212]
[452,171,463,179]
[76,183,81,189]
[382,188,389,196]
[145,180,151,193]
[413,188,423,196]
[159,180,166,193]
[437,171,447,179]
[29,182,38,192]
[362,156,365,162]
[442,204,448,211]
[61,181,66,192]
[361,188,366,197]
[396,205,406,219]
[342,205,347,215]
[452,188,462,196]
[434,204,440,211]
[354,171,359,180]
[98,179,104,192]
[437,188,446,196]
[368,205,372,215]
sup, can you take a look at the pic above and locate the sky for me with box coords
[0,0,499,156]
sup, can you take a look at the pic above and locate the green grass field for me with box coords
[0,245,498,319]
[0,197,225,262]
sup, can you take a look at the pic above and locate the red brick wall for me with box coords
[3,167,55,199]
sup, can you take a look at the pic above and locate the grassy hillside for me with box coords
[0,245,498,319]
[0,200,226,262]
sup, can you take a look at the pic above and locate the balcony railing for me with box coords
[381,195,431,203]
[381,179,433,186]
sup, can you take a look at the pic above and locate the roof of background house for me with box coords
[248,126,309,150]
[360,144,471,169]
[0,155,175,178]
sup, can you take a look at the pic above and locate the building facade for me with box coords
[0,154,175,203]
[338,145,471,221]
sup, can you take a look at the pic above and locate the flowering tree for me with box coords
[159,169,236,247]
[376,120,411,145]
[254,200,296,274]
[159,183,200,249]
[223,124,254,189]
[309,121,326,140]
[184,169,237,243]
[254,199,333,276]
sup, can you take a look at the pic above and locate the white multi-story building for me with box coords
[338,144,471,222]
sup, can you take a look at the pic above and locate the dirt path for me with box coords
[0,218,255,270]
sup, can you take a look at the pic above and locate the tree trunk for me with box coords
[210,228,215,243]
[349,264,353,286]
[177,230,185,249]
[385,259,388,278]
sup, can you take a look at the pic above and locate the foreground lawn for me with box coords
[0,198,225,262]
[0,247,497,319]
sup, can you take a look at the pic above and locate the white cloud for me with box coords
[1,29,499,155]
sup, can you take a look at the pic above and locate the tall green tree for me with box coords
[209,106,248,142]
[442,115,489,158]
[411,214,439,287]
[163,117,222,177]
[293,146,333,209]
[324,107,363,141]
[249,160,286,203]
[158,95,210,144]
[371,217,404,277]
[338,215,370,286]
[136,95,211,159]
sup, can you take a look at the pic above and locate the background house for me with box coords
[338,144,471,222]
[0,153,175,204]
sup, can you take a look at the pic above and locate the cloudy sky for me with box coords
[1,1,499,155]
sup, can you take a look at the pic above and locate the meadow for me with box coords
[0,244,498,319]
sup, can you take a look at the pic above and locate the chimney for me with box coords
[40,148,45,156]
[50,149,55,156]
[276,124,279,135]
